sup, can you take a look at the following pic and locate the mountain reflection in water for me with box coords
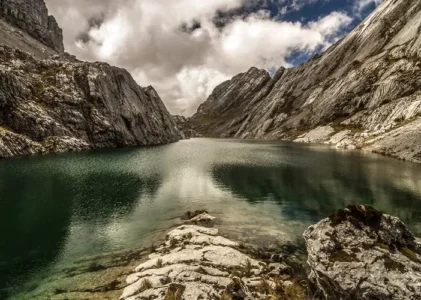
[1,138,421,299]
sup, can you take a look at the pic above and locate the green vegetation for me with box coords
[375,243,391,251]
[169,238,178,249]
[400,247,421,263]
[155,258,163,268]
[137,279,153,293]
[220,291,232,300]
[165,284,185,300]
[258,277,272,294]
[242,259,254,277]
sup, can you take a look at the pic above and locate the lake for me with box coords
[1,138,421,299]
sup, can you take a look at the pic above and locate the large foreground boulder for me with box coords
[304,205,421,300]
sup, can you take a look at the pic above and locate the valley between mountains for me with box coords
[1,0,421,164]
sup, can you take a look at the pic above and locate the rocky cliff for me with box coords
[0,0,181,158]
[0,0,64,52]
[191,0,421,163]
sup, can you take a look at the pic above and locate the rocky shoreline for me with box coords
[121,212,310,300]
[9,206,421,300]
[120,206,421,300]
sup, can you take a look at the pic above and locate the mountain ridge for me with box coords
[0,0,182,158]
[191,0,421,163]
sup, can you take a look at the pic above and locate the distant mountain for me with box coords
[191,0,421,163]
[0,0,181,158]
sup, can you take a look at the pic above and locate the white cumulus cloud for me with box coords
[45,0,353,116]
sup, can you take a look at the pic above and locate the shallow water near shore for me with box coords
[2,138,421,299]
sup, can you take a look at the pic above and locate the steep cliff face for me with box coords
[190,67,272,137]
[0,0,64,52]
[0,0,181,158]
[191,0,421,163]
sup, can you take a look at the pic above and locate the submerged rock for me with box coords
[304,205,421,300]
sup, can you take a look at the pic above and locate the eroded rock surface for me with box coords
[0,0,182,158]
[0,0,63,52]
[304,205,421,300]
[122,213,307,300]
[191,0,421,163]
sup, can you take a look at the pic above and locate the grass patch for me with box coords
[165,284,185,300]
[242,259,254,277]
[169,238,178,249]
[400,247,421,263]
[137,278,153,293]
[258,277,272,294]
[220,291,232,300]
[156,258,163,268]
[375,243,391,251]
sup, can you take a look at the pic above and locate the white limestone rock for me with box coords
[121,219,298,300]
[304,205,421,300]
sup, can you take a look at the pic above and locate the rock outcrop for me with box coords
[172,115,201,139]
[191,0,421,163]
[121,213,309,300]
[0,0,182,158]
[0,0,64,52]
[304,205,421,300]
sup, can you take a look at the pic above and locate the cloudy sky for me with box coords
[44,0,382,116]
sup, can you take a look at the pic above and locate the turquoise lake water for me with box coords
[1,138,421,299]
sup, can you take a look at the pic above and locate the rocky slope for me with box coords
[191,0,421,163]
[0,0,181,158]
[304,205,421,300]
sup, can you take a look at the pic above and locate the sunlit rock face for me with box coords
[191,0,421,163]
[0,0,182,158]
[121,213,303,300]
[304,205,421,300]
[0,0,63,52]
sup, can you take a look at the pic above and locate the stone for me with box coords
[304,204,421,300]
[294,126,335,143]
[267,263,294,279]
[121,216,303,300]
[190,0,421,163]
